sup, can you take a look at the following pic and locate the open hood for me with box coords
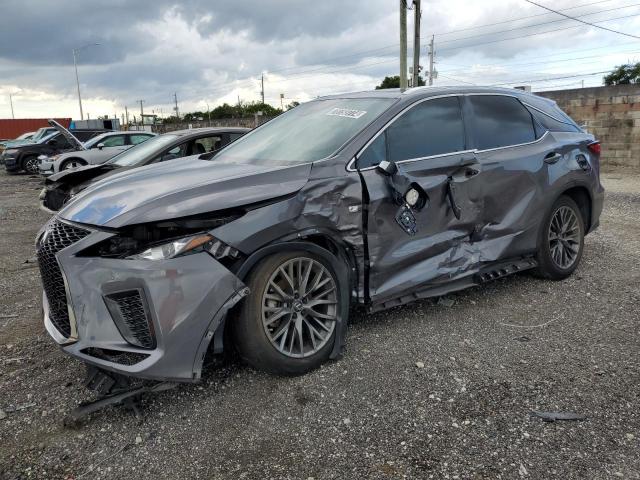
[48,119,86,151]
[59,156,311,228]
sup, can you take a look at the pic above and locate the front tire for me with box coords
[534,195,585,280]
[233,251,343,375]
[60,158,87,171]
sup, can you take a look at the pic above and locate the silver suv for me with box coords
[37,86,603,383]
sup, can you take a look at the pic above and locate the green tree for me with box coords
[375,75,426,89]
[604,63,640,85]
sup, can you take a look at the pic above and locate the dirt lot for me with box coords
[0,171,638,480]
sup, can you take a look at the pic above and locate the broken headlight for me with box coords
[127,234,213,260]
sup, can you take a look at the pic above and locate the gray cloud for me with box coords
[0,0,636,116]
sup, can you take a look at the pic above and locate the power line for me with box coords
[435,0,615,35]
[436,3,640,46]
[490,70,611,86]
[524,0,640,39]
[437,11,640,53]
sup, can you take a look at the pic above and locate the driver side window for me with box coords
[157,143,187,162]
[357,96,465,169]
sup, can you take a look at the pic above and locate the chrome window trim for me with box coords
[522,101,579,128]
[347,92,548,173]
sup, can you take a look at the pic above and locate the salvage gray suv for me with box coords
[38,86,603,381]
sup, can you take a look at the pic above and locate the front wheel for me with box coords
[534,195,585,280]
[60,158,87,171]
[233,251,343,375]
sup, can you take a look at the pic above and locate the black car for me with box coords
[2,128,109,174]
[40,127,249,212]
[39,86,603,383]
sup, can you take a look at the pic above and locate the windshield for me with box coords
[213,98,394,166]
[32,128,51,142]
[108,134,179,167]
[38,132,58,144]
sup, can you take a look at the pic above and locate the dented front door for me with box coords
[356,95,486,304]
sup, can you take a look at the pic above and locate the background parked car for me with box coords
[0,131,35,153]
[40,127,249,211]
[0,127,57,154]
[38,131,156,175]
[2,126,110,174]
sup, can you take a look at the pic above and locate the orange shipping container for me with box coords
[0,118,72,140]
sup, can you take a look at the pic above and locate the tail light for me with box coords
[588,142,601,155]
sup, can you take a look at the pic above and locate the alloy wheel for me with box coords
[25,157,39,174]
[548,205,581,269]
[261,257,337,358]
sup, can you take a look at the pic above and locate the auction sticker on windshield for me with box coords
[326,108,367,119]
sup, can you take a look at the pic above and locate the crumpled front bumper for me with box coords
[38,158,55,176]
[43,228,248,382]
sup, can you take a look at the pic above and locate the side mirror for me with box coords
[97,143,105,150]
[377,160,398,176]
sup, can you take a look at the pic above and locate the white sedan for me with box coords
[38,131,155,175]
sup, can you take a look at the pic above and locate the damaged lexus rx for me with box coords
[38,87,603,382]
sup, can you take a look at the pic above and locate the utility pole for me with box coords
[72,43,100,121]
[206,102,210,126]
[261,74,265,104]
[9,93,15,119]
[412,0,421,88]
[399,0,408,90]
[124,105,129,129]
[73,49,83,120]
[428,35,435,86]
[137,100,145,128]
[173,92,180,120]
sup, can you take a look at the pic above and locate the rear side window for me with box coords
[469,96,536,150]
[526,105,581,133]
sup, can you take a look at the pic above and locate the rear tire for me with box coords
[533,195,585,280]
[22,156,39,174]
[233,251,342,376]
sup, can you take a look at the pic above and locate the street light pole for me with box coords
[9,93,15,119]
[73,49,83,120]
[72,43,100,121]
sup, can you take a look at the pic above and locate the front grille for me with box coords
[105,290,155,349]
[36,218,90,337]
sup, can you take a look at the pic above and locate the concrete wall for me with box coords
[537,84,640,171]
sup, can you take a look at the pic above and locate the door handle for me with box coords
[544,152,562,164]
[465,168,479,178]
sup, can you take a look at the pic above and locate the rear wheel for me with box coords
[534,195,585,280]
[60,158,87,171]
[233,251,341,375]
[23,156,39,174]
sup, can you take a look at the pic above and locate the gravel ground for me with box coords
[0,171,638,480]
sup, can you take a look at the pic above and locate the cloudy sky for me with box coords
[0,0,638,120]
